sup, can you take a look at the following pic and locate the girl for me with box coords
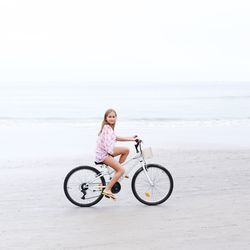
[96,108,137,200]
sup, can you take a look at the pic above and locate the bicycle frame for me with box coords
[92,142,154,186]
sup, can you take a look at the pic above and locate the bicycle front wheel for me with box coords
[132,164,174,205]
[63,166,106,207]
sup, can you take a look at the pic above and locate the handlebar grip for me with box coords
[135,139,142,143]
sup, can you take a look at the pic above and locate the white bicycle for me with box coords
[63,139,174,207]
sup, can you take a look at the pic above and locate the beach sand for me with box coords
[1,148,250,250]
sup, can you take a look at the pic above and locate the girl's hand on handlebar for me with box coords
[134,137,142,144]
[133,135,139,141]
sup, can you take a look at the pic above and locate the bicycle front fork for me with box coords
[142,163,154,186]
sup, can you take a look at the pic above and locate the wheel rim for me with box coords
[65,168,104,206]
[134,167,172,204]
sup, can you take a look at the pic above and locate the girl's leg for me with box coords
[103,156,125,192]
[113,147,130,164]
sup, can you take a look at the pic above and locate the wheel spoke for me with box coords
[132,165,173,205]
[64,166,105,207]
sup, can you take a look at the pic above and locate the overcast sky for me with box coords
[0,0,249,85]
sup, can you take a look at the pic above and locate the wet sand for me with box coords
[1,149,250,250]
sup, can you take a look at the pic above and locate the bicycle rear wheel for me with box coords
[63,166,106,207]
[131,164,173,205]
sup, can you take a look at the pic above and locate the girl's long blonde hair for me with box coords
[98,108,117,135]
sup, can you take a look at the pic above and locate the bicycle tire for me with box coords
[131,164,174,206]
[63,166,106,207]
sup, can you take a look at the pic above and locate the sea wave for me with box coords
[1,116,250,126]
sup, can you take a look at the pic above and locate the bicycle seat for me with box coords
[95,161,105,165]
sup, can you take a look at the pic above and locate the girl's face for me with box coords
[106,111,117,125]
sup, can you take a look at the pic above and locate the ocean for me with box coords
[1,82,250,159]
[1,82,250,123]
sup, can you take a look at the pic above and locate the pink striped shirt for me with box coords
[95,124,116,163]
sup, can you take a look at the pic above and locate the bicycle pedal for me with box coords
[145,192,151,198]
[103,194,116,201]
[124,175,129,179]
[110,196,116,201]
